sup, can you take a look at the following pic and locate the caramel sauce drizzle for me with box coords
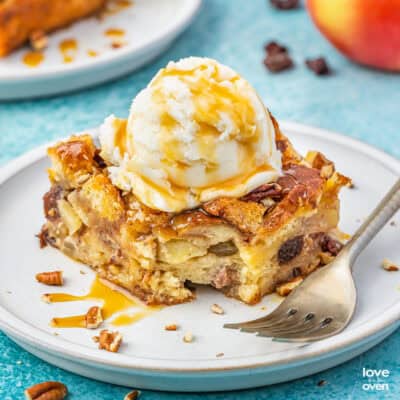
[23,51,44,67]
[51,314,86,328]
[104,28,127,49]
[48,277,161,328]
[59,39,78,63]
[111,308,161,327]
[87,50,98,58]
[113,118,128,155]
[105,28,125,38]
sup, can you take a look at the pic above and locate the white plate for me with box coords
[0,122,399,392]
[0,0,201,100]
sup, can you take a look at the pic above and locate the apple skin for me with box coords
[306,0,400,71]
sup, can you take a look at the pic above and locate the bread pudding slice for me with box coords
[39,117,350,305]
[0,0,106,56]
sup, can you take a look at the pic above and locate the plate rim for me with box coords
[0,121,399,373]
[0,0,202,81]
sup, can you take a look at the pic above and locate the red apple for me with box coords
[306,0,400,71]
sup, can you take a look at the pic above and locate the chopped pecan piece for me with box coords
[265,41,287,55]
[35,271,63,286]
[276,139,288,153]
[241,183,283,202]
[305,151,333,170]
[382,258,399,272]
[270,0,299,9]
[264,52,293,72]
[36,228,49,248]
[85,306,103,329]
[183,331,194,343]
[305,57,330,75]
[43,185,63,221]
[165,324,178,331]
[210,303,224,315]
[321,235,343,256]
[212,266,236,289]
[96,329,123,352]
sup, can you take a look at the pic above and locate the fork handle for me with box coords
[345,178,400,266]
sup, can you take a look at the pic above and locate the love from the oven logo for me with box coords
[362,368,390,391]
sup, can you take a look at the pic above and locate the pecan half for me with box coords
[24,381,67,400]
[43,185,63,221]
[35,271,63,286]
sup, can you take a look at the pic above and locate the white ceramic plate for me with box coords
[0,0,201,100]
[0,122,399,392]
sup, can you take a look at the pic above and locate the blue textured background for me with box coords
[0,1,399,399]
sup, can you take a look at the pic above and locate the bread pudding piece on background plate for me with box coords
[0,0,106,57]
[39,57,350,305]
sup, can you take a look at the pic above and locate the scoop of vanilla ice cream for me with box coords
[100,57,282,212]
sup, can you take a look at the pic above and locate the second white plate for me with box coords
[0,0,201,100]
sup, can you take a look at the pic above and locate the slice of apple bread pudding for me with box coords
[39,117,350,305]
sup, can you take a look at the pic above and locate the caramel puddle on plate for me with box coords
[104,28,125,38]
[51,314,86,328]
[59,38,78,63]
[112,307,162,327]
[22,51,44,67]
[48,277,161,328]
[104,28,127,49]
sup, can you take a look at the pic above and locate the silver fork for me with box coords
[224,178,400,342]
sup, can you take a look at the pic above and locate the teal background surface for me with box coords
[0,0,399,398]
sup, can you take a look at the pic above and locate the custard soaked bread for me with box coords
[39,57,350,305]
[39,119,349,305]
[0,0,106,56]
